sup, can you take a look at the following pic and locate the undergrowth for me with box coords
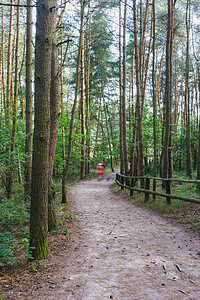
[0,192,30,268]
[0,176,80,273]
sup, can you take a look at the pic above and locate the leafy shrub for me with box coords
[0,198,29,227]
[0,232,16,267]
[0,197,30,267]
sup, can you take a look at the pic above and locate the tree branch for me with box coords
[0,2,35,7]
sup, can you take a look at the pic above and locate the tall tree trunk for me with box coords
[80,0,85,180]
[0,17,2,112]
[29,0,54,260]
[197,66,200,180]
[104,103,114,172]
[5,0,14,198]
[93,97,101,160]
[185,0,192,178]
[1,6,6,112]
[168,0,175,179]
[122,0,128,175]
[163,0,173,185]
[140,0,150,111]
[107,105,114,142]
[18,35,26,121]
[152,0,157,197]
[60,24,65,186]
[48,0,60,232]
[140,1,153,178]
[9,0,20,198]
[133,0,144,181]
[62,2,83,203]
[85,2,91,175]
[119,0,124,174]
[25,0,33,201]
[129,48,136,177]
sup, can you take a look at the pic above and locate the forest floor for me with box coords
[1,173,200,299]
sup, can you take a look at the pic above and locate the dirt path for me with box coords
[3,173,200,299]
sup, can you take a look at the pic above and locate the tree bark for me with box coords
[85,3,91,176]
[80,0,85,180]
[93,97,101,160]
[29,0,54,260]
[5,0,14,198]
[25,0,33,201]
[1,6,6,112]
[119,0,124,174]
[48,0,59,232]
[197,66,200,181]
[133,0,144,181]
[9,0,20,197]
[18,35,26,121]
[60,24,65,187]
[152,0,157,198]
[185,0,192,178]
[122,0,128,175]
[104,102,114,172]
[163,0,173,184]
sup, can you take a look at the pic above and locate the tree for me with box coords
[48,0,60,232]
[25,0,33,201]
[152,0,157,197]
[163,0,175,186]
[80,0,85,180]
[29,0,55,260]
[132,0,144,179]
[122,0,128,175]
[185,0,192,178]
[85,2,91,176]
[9,0,21,198]
[119,0,124,175]
[62,0,83,203]
[197,66,200,181]
[5,0,14,198]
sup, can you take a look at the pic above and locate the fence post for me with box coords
[140,177,144,188]
[126,176,130,188]
[166,179,171,205]
[121,175,124,190]
[145,177,150,202]
[197,180,200,191]
[153,178,156,201]
[130,177,134,197]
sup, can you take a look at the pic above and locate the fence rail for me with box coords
[115,173,200,205]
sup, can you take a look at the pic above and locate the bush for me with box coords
[0,232,17,267]
[0,197,30,267]
[0,198,29,228]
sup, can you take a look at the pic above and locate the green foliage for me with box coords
[0,231,30,267]
[0,193,30,267]
[0,199,29,228]
[0,232,16,267]
[0,117,26,192]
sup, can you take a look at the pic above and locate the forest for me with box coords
[1,0,200,264]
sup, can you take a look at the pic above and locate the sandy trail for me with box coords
[3,173,200,299]
[49,173,200,299]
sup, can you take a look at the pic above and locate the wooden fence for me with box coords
[116,173,200,205]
